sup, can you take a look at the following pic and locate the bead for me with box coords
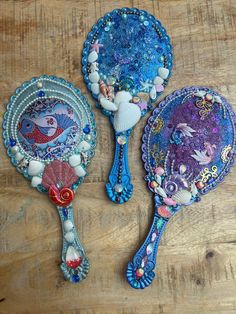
[10,145,19,154]
[114,183,123,193]
[150,181,158,188]
[196,181,204,189]
[78,140,91,152]
[155,84,164,93]
[89,71,100,83]
[205,93,213,101]
[62,208,68,217]
[37,81,43,88]
[74,165,86,177]
[83,124,90,134]
[158,67,169,79]
[9,138,16,147]
[117,135,127,145]
[154,167,164,176]
[153,76,164,85]
[135,268,144,278]
[37,90,45,97]
[31,176,42,187]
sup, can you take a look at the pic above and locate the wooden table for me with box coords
[0,1,236,313]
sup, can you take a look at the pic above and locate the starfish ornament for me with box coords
[140,80,153,92]
[90,40,103,53]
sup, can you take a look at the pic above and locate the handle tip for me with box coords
[60,256,90,283]
[126,262,155,289]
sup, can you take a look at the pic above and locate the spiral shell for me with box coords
[49,186,74,206]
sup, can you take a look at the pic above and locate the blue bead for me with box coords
[37,90,45,97]
[72,275,80,283]
[83,124,90,134]
[62,208,68,217]
[9,138,16,147]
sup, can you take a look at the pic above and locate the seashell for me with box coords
[191,183,198,196]
[100,97,118,111]
[153,76,164,85]
[66,246,83,269]
[69,154,81,168]
[151,230,158,242]
[64,220,73,232]
[155,84,164,93]
[42,160,78,189]
[49,186,74,206]
[179,164,187,175]
[163,197,177,206]
[157,205,172,218]
[154,167,164,176]
[74,165,86,177]
[155,186,167,198]
[172,189,192,205]
[31,176,42,187]
[149,86,157,100]
[91,83,100,95]
[15,152,24,162]
[113,101,141,132]
[195,90,206,98]
[88,71,99,83]
[64,232,75,243]
[214,95,222,104]
[114,91,132,105]
[10,145,19,154]
[154,174,162,185]
[28,160,45,176]
[78,140,91,152]
[158,67,169,79]
[88,50,98,63]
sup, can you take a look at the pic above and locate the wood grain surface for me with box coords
[0,0,236,313]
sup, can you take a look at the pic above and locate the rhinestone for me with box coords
[114,183,123,193]
[117,135,126,145]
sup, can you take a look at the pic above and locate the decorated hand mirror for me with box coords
[126,86,236,289]
[82,8,173,203]
[3,75,96,283]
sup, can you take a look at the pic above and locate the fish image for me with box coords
[170,123,196,145]
[18,114,76,145]
[191,142,216,165]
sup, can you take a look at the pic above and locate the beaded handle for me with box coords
[126,196,177,289]
[106,129,133,204]
[58,205,89,283]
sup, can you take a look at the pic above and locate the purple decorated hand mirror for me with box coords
[3,76,96,283]
[127,86,236,289]
[82,8,173,203]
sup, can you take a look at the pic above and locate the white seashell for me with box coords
[64,231,75,243]
[88,50,98,63]
[74,165,86,177]
[64,220,73,232]
[100,97,118,111]
[69,154,81,167]
[179,164,187,175]
[28,160,45,176]
[153,76,164,85]
[172,189,192,205]
[15,152,24,162]
[89,71,99,83]
[150,85,157,100]
[10,145,19,154]
[78,140,91,152]
[195,90,206,98]
[91,83,100,95]
[154,174,162,185]
[214,95,222,104]
[114,91,132,105]
[113,101,141,132]
[155,187,167,198]
[158,67,169,79]
[31,176,42,187]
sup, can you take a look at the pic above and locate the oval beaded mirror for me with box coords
[126,86,236,289]
[3,75,96,283]
[82,7,173,203]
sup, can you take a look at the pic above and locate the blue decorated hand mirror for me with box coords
[126,86,236,289]
[82,8,173,203]
[3,75,96,283]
